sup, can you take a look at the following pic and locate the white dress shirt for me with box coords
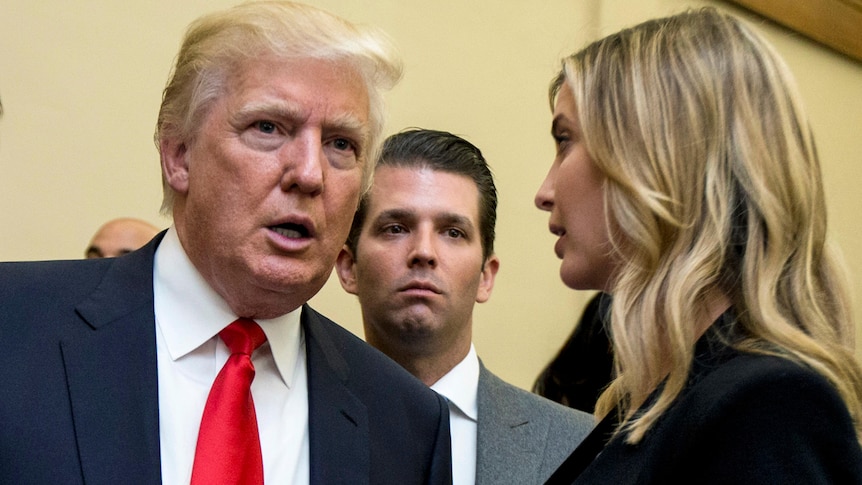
[154,227,310,484]
[431,344,479,485]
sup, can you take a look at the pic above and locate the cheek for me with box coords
[328,171,362,211]
[355,256,390,298]
[187,147,246,207]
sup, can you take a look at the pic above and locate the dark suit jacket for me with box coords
[550,312,862,484]
[0,234,452,484]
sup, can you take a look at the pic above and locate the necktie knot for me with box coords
[220,318,266,356]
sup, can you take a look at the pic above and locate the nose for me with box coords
[535,166,556,212]
[280,132,324,195]
[408,227,437,268]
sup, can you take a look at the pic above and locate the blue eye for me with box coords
[332,138,352,151]
[256,121,277,134]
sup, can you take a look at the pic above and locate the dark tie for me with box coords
[191,318,267,485]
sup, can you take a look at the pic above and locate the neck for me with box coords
[368,334,472,386]
[631,288,733,410]
[404,358,460,387]
[695,289,732,339]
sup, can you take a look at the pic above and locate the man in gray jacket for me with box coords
[336,128,594,484]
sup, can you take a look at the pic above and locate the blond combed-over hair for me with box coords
[551,7,862,444]
[155,0,403,214]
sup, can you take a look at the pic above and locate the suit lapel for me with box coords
[302,306,370,485]
[62,237,162,484]
[476,363,547,485]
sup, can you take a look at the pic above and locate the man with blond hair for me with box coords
[0,3,450,484]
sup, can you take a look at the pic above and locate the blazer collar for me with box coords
[63,236,373,485]
[301,305,371,485]
[63,232,164,484]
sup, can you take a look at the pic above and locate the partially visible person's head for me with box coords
[346,128,498,262]
[86,218,160,258]
[155,0,402,214]
[336,129,499,381]
[156,1,402,319]
[537,7,858,443]
[539,7,831,309]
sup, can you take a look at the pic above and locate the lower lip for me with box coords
[553,236,565,259]
[401,288,439,297]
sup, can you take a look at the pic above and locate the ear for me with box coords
[335,245,359,295]
[160,136,191,195]
[475,254,500,303]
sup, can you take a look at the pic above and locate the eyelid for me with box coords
[327,135,357,151]
[255,120,280,133]
[553,132,570,150]
[378,221,407,233]
[323,118,366,152]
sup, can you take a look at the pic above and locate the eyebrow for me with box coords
[234,101,367,136]
[324,110,366,138]
[234,100,369,154]
[437,213,475,232]
[373,208,414,225]
[373,208,476,232]
[233,100,303,124]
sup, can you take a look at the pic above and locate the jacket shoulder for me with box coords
[476,364,594,484]
[650,352,862,483]
[479,363,594,428]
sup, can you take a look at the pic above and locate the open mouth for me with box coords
[270,222,310,239]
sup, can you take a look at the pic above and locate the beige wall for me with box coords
[2,0,860,389]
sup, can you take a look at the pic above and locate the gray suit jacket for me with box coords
[476,363,594,485]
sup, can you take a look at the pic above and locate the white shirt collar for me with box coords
[153,226,302,387]
[430,343,479,422]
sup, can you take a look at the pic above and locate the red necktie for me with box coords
[191,318,267,485]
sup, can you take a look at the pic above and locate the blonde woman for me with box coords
[535,8,862,483]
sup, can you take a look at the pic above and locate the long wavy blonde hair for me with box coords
[551,7,862,444]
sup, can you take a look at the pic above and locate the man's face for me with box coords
[336,165,498,355]
[160,56,369,318]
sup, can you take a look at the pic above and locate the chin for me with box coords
[560,269,592,291]
[560,256,612,291]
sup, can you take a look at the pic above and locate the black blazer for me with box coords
[0,234,452,484]
[549,312,862,484]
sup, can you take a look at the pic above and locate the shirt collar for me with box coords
[430,344,479,421]
[153,226,302,387]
